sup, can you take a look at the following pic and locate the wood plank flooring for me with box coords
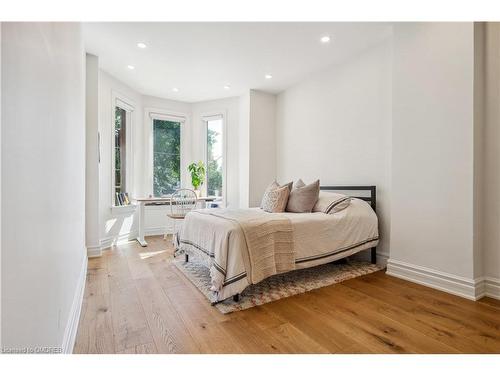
[74,236,500,354]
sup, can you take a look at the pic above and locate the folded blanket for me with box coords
[198,209,295,284]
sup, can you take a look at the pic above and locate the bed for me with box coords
[176,186,379,304]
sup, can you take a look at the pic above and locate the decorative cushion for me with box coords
[313,192,352,214]
[286,179,320,213]
[260,181,292,209]
[261,185,290,213]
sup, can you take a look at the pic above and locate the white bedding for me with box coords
[177,198,379,302]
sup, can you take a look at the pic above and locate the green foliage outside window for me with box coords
[114,107,126,205]
[153,119,180,196]
[152,118,223,198]
[207,127,223,196]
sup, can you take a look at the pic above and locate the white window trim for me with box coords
[145,107,188,197]
[202,110,227,207]
[111,91,135,208]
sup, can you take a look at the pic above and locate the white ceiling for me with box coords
[83,22,391,103]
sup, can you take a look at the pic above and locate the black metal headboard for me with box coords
[320,185,377,264]
[320,185,377,212]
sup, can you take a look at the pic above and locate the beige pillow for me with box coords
[286,179,320,213]
[313,192,352,214]
[260,181,292,208]
[261,185,290,213]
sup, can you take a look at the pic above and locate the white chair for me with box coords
[166,189,198,249]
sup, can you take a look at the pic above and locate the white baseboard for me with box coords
[62,253,87,354]
[100,231,138,250]
[87,244,102,258]
[386,259,482,300]
[485,278,500,299]
[475,277,500,300]
[144,226,169,236]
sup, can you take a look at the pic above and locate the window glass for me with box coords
[206,118,223,198]
[153,119,181,196]
[114,106,127,205]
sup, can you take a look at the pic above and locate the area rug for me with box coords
[174,259,383,314]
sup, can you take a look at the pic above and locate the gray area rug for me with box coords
[174,259,383,314]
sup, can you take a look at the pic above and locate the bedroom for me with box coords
[1,0,500,370]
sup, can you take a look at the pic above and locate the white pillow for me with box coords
[312,192,351,214]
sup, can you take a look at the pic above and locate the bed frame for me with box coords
[319,185,377,265]
[186,185,378,305]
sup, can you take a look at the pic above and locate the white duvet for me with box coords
[178,198,379,302]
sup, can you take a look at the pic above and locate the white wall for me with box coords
[1,23,86,350]
[389,23,476,280]
[85,54,101,257]
[249,91,277,207]
[238,90,277,208]
[481,23,500,281]
[0,21,3,348]
[238,92,250,207]
[276,38,392,257]
[473,23,485,281]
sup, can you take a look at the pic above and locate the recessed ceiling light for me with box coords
[320,35,331,43]
[127,65,135,70]
[265,74,273,79]
[224,85,231,90]
[172,87,179,92]
[137,42,147,49]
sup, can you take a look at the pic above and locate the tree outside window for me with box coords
[206,119,223,197]
[153,119,181,196]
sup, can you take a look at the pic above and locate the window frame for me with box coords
[111,91,135,207]
[202,110,227,207]
[145,108,187,197]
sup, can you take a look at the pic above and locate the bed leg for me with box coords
[185,253,189,263]
[233,294,240,303]
[371,247,377,264]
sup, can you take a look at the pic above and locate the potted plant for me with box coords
[188,161,206,197]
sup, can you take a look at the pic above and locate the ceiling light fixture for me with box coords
[320,35,331,43]
[224,85,231,90]
[137,42,147,49]
[172,87,179,92]
[265,74,273,79]
[127,65,135,70]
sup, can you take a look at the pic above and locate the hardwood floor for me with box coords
[74,236,500,354]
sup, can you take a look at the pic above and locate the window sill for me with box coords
[110,204,137,215]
